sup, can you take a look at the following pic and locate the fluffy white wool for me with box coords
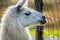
[0,6,30,40]
[0,0,46,40]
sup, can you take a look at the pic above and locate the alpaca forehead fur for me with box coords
[0,0,46,40]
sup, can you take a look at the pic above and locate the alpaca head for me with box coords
[6,0,46,27]
[12,0,47,27]
[16,7,46,27]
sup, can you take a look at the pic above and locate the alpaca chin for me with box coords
[24,22,44,27]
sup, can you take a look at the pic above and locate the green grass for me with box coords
[29,29,36,36]
[29,29,60,38]
[43,30,60,37]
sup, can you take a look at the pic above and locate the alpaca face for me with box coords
[7,0,46,27]
[16,7,46,27]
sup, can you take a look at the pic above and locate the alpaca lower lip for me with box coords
[24,22,44,27]
[23,21,46,27]
[38,20,46,24]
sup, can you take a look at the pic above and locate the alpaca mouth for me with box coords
[38,20,46,24]
[20,19,47,27]
[31,20,46,26]
[25,22,46,27]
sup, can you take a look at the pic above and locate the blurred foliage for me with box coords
[43,3,54,11]
[29,29,36,36]
[0,0,7,2]
[56,20,60,26]
[29,29,60,37]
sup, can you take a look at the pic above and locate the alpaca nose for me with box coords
[42,16,46,19]
[38,16,46,24]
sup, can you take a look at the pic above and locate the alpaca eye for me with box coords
[25,12,31,16]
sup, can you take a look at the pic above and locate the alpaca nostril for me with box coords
[42,16,45,19]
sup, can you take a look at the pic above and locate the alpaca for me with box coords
[0,0,46,40]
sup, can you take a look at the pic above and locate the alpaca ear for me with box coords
[16,0,26,9]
